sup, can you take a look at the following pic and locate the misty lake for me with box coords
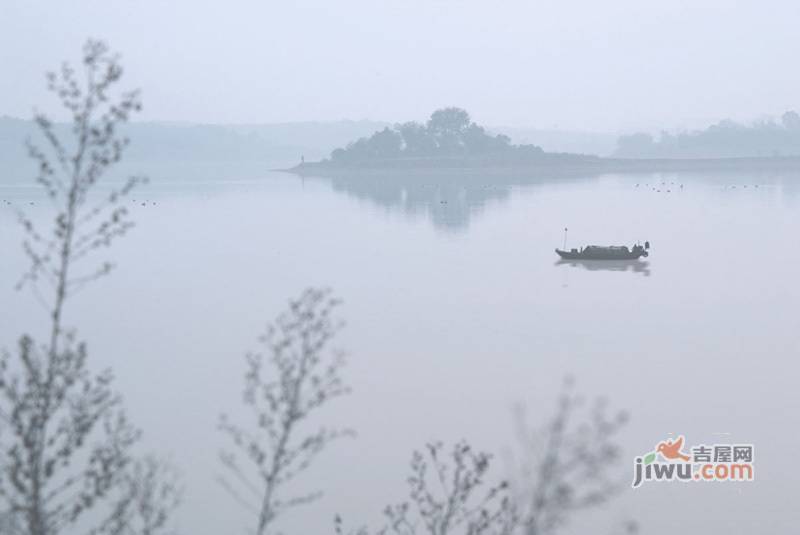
[1,165,798,535]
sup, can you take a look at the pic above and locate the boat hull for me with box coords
[555,248,648,260]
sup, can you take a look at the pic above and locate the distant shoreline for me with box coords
[281,155,800,177]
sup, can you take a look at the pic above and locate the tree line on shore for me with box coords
[329,107,800,164]
[328,107,548,164]
[615,111,800,158]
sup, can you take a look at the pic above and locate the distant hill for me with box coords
[614,111,800,158]
[492,127,617,157]
[0,114,619,183]
[0,116,389,175]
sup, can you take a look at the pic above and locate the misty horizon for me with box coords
[4,110,800,137]
[4,1,800,132]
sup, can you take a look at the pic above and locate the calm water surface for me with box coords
[1,165,798,535]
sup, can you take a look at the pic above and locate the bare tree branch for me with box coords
[219,287,354,535]
[509,378,629,535]
[338,441,517,535]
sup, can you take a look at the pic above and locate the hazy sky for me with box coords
[3,0,800,132]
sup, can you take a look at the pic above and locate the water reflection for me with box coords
[325,174,510,231]
[555,258,651,276]
[302,170,595,231]
[293,167,800,232]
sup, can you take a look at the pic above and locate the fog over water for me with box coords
[3,1,800,534]
[1,165,798,534]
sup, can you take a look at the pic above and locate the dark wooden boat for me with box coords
[555,242,649,260]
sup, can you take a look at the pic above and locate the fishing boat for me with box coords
[555,242,650,260]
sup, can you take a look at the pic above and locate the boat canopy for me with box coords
[586,245,629,251]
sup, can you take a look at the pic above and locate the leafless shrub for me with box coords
[509,378,629,535]
[219,287,353,535]
[336,441,517,535]
[0,39,178,535]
